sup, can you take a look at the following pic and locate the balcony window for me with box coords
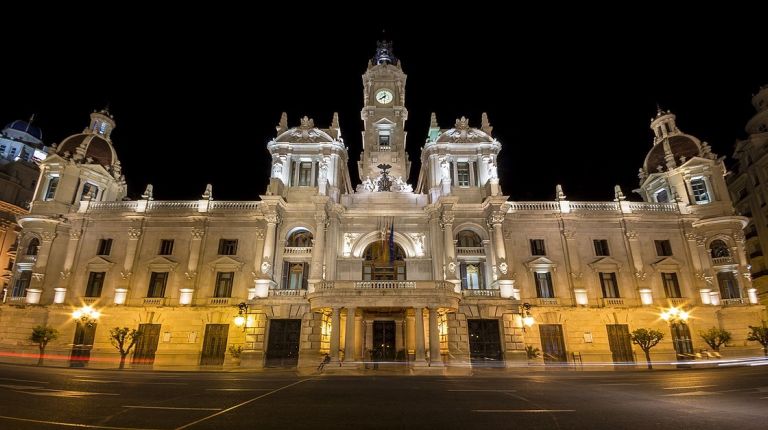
[535,272,554,298]
[460,263,485,290]
[691,178,710,204]
[147,272,168,298]
[25,238,40,256]
[599,272,620,298]
[716,271,740,300]
[44,176,59,200]
[85,272,105,297]
[213,272,234,297]
[282,262,308,290]
[287,230,313,247]
[662,272,681,298]
[457,230,482,247]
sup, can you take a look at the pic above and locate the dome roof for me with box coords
[643,135,701,172]
[4,120,43,141]
[57,134,116,167]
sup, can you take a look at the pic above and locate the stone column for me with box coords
[180,226,205,305]
[441,212,459,292]
[489,211,513,297]
[395,319,404,355]
[254,212,280,298]
[54,228,83,304]
[309,213,328,291]
[124,226,142,281]
[427,208,443,280]
[413,307,426,363]
[428,307,442,366]
[27,230,56,304]
[330,307,341,361]
[344,307,356,362]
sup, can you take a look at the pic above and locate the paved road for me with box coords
[0,363,766,429]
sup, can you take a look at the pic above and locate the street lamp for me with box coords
[233,302,248,331]
[521,302,535,331]
[660,306,693,360]
[660,307,689,323]
[72,305,100,327]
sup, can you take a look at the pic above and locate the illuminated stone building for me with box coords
[2,44,765,369]
[729,85,768,306]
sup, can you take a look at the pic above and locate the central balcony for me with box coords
[308,280,461,308]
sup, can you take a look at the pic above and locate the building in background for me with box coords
[729,85,768,306]
[2,44,764,370]
[0,118,47,302]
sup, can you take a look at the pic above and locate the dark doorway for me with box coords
[671,322,694,359]
[200,324,229,365]
[133,324,162,365]
[265,319,301,367]
[539,324,567,363]
[69,322,97,367]
[467,319,503,365]
[372,320,396,361]
[606,324,635,363]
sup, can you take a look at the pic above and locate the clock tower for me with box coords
[358,40,411,188]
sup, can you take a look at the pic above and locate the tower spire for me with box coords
[373,39,396,65]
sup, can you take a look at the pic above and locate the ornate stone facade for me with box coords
[1,46,765,370]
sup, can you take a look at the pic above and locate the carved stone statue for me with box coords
[202,184,213,200]
[141,184,153,200]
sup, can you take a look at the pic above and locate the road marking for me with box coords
[0,377,48,384]
[175,379,311,430]
[0,414,160,429]
[14,389,119,398]
[663,385,715,390]
[473,409,575,413]
[596,383,638,386]
[663,391,714,397]
[448,389,516,392]
[72,379,120,383]
[127,382,188,385]
[123,406,222,411]
[204,388,274,391]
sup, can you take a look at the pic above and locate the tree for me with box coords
[630,328,665,369]
[109,327,142,369]
[30,326,59,366]
[699,327,732,352]
[747,323,768,357]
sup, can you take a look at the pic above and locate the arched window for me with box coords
[362,241,406,281]
[286,230,313,247]
[456,230,482,248]
[709,240,730,258]
[25,238,40,256]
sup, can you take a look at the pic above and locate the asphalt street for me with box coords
[0,363,765,429]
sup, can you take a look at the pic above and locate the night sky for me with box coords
[1,15,764,202]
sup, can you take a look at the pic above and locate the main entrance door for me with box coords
[265,319,301,367]
[372,321,396,361]
[133,324,162,365]
[539,324,567,363]
[69,322,97,367]
[200,324,229,365]
[606,324,634,363]
[467,319,503,365]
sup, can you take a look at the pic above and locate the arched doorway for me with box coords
[362,241,406,280]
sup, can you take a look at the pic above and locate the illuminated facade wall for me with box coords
[2,49,765,369]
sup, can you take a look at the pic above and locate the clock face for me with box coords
[375,89,394,105]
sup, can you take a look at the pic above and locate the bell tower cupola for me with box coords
[358,40,411,191]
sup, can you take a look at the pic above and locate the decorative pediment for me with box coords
[588,257,623,272]
[651,257,682,271]
[207,256,245,272]
[146,256,179,272]
[524,257,557,272]
[85,256,115,271]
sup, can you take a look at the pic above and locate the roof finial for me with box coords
[277,112,288,133]
[331,112,340,130]
[613,185,626,201]
[141,184,154,201]
[28,113,36,124]
[202,184,213,200]
[481,112,493,136]
[556,184,566,201]
[374,39,396,65]
[429,112,438,129]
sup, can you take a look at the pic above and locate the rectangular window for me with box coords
[599,272,620,298]
[530,239,546,256]
[716,271,740,299]
[534,272,554,298]
[282,262,308,290]
[691,178,710,204]
[45,176,59,200]
[81,182,99,201]
[97,238,113,256]
[213,272,234,298]
[147,272,168,298]
[159,239,174,255]
[11,270,31,297]
[460,262,485,290]
[654,240,672,256]
[593,239,610,256]
[218,239,238,255]
[85,272,105,297]
[379,132,390,146]
[298,162,313,186]
[662,272,681,298]
[456,162,470,187]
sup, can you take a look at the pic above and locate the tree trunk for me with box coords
[37,346,45,366]
[644,350,653,369]
[119,353,127,369]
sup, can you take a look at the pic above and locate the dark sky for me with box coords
[1,14,764,202]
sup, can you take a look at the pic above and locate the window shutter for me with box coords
[459,263,467,289]
[282,262,290,290]
[302,263,309,290]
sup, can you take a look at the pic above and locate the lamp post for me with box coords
[233,302,248,332]
[660,307,693,360]
[72,305,100,327]
[521,302,535,332]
